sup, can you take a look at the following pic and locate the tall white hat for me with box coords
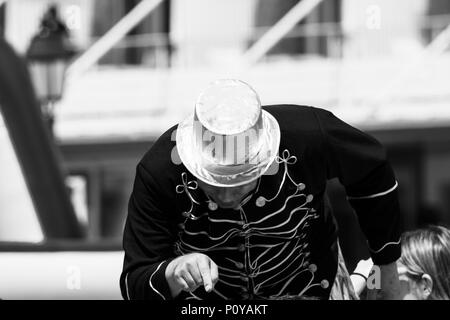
[176,79,280,187]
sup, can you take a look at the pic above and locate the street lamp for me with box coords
[26,5,77,136]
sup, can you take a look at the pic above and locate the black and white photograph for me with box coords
[0,0,450,310]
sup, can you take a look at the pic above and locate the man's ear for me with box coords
[420,274,433,299]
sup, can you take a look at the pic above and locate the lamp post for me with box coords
[26,5,76,136]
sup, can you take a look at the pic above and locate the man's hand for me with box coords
[367,261,402,300]
[165,253,219,298]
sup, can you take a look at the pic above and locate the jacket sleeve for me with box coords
[313,108,402,265]
[119,163,177,300]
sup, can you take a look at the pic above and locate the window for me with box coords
[92,0,171,67]
[253,0,342,58]
[422,0,450,46]
[60,140,150,243]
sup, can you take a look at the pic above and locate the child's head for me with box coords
[398,225,450,300]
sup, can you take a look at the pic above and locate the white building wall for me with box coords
[341,0,428,58]
[0,114,43,242]
[170,0,257,68]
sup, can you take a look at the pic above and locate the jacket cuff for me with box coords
[148,259,174,300]
[369,240,401,265]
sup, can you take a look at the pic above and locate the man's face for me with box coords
[197,179,258,210]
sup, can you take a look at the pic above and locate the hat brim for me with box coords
[176,110,280,187]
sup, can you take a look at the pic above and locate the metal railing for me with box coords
[82,13,449,68]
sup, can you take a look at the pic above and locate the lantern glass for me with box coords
[29,59,67,103]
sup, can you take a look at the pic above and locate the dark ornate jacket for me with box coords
[120,105,402,300]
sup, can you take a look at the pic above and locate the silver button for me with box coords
[255,196,266,207]
[235,262,244,269]
[308,263,317,273]
[208,202,218,211]
[297,183,306,191]
[237,244,246,252]
[240,233,250,240]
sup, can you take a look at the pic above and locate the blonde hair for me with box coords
[399,225,450,300]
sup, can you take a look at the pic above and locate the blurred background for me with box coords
[0,0,449,299]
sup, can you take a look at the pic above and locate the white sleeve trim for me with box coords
[347,181,398,200]
[124,272,131,300]
[369,238,401,254]
[149,261,167,300]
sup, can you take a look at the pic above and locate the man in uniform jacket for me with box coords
[120,79,402,300]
